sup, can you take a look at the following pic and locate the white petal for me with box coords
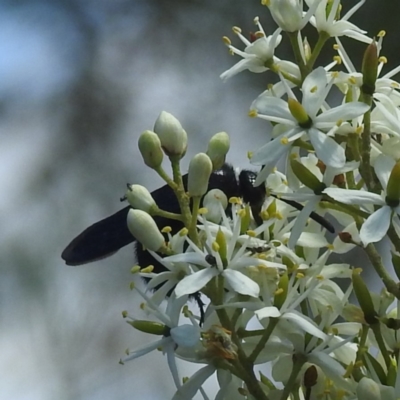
[282,311,327,340]
[174,268,217,298]
[255,306,281,320]
[170,325,200,348]
[302,67,328,115]
[165,252,209,267]
[374,154,395,191]
[323,188,384,206]
[297,231,328,248]
[223,269,260,297]
[251,131,294,165]
[360,206,392,245]
[172,365,216,400]
[288,197,320,248]
[316,102,370,123]
[308,128,345,168]
[251,95,293,120]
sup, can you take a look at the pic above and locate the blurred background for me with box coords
[1,0,398,399]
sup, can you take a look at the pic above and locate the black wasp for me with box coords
[62,164,334,268]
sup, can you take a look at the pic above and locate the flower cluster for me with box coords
[116,1,400,399]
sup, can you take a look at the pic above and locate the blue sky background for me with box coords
[0,1,398,399]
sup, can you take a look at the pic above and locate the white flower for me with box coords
[123,293,201,390]
[306,0,371,43]
[273,153,357,247]
[220,18,284,81]
[324,155,400,245]
[250,67,369,185]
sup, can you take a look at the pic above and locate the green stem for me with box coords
[152,209,183,222]
[287,31,308,79]
[370,323,391,369]
[364,243,400,299]
[279,354,306,400]
[305,31,330,71]
[388,225,400,255]
[249,318,279,363]
[188,196,201,245]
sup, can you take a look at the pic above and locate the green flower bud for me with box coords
[206,131,230,170]
[288,98,311,126]
[124,184,158,214]
[361,41,378,96]
[356,377,381,400]
[352,270,377,325]
[154,111,188,158]
[138,130,164,169]
[127,209,165,251]
[128,320,167,335]
[203,189,228,223]
[290,159,326,194]
[188,153,213,197]
[385,160,400,206]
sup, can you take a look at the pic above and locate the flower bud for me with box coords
[203,189,228,223]
[127,209,165,251]
[128,320,167,335]
[267,0,303,33]
[356,377,381,400]
[138,130,164,169]
[188,153,213,197]
[153,111,188,158]
[206,131,230,170]
[290,159,326,194]
[352,270,377,325]
[124,184,158,214]
[303,365,318,389]
[385,160,400,206]
[361,41,378,96]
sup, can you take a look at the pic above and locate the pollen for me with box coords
[161,226,172,233]
[131,265,141,274]
[212,241,220,252]
[229,196,241,204]
[232,26,241,34]
[248,109,258,118]
[253,16,259,24]
[179,228,189,236]
[280,137,289,145]
[246,230,257,237]
[333,55,341,64]
[355,126,363,135]
[377,30,386,37]
[222,36,231,46]
[379,56,388,65]
[141,265,154,273]
[310,85,318,93]
[198,207,208,214]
